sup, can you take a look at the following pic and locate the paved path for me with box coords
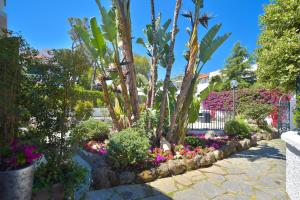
[86,139,289,200]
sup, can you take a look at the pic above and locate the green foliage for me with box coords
[185,136,205,148]
[199,24,231,66]
[107,128,150,168]
[133,109,158,141]
[33,161,87,197]
[224,118,250,139]
[238,102,273,127]
[221,42,256,90]
[74,100,93,121]
[73,86,104,106]
[256,0,300,92]
[294,95,300,130]
[136,14,173,68]
[0,33,36,145]
[188,98,200,123]
[23,48,91,167]
[72,118,110,145]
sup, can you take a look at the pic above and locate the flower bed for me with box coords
[76,132,281,189]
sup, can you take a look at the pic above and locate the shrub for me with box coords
[74,100,93,121]
[238,102,273,127]
[224,118,250,139]
[33,161,87,197]
[185,136,205,148]
[71,118,110,145]
[107,128,150,168]
[294,95,300,130]
[133,109,158,141]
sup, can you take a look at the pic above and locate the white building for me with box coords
[0,0,7,35]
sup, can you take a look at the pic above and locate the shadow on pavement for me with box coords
[232,143,286,162]
[85,183,173,200]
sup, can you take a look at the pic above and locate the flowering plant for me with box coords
[0,139,42,171]
[148,147,173,165]
[84,140,107,155]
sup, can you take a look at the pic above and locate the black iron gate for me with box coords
[278,95,290,134]
[188,109,234,130]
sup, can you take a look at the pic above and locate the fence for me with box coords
[188,109,234,130]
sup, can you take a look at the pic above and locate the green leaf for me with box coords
[199,23,231,65]
[90,17,107,57]
[73,25,98,59]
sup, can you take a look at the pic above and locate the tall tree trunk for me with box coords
[100,76,122,131]
[147,0,158,109]
[114,54,133,126]
[114,0,140,121]
[156,0,182,142]
[167,5,200,142]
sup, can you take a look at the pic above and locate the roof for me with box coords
[198,74,209,79]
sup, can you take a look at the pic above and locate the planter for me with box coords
[0,164,34,200]
[281,131,300,200]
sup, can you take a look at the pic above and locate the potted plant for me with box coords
[0,139,42,200]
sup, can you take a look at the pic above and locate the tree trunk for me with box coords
[156,0,182,142]
[147,0,158,109]
[167,5,200,142]
[101,77,122,131]
[114,55,132,126]
[114,0,140,121]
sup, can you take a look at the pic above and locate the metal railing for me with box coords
[188,109,234,130]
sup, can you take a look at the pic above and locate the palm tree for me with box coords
[156,0,182,141]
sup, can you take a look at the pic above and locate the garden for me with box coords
[0,0,299,199]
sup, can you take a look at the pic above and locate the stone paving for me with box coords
[86,139,289,200]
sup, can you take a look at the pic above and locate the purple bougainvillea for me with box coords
[203,88,283,111]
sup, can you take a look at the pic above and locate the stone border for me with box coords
[79,132,279,190]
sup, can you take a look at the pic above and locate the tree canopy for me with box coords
[256,0,300,92]
[221,41,255,90]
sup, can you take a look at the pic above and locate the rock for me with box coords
[156,162,170,178]
[213,150,224,160]
[160,137,171,151]
[137,169,157,183]
[219,145,230,158]
[227,141,237,155]
[235,141,243,152]
[193,155,202,168]
[239,139,251,150]
[93,167,119,189]
[168,160,187,175]
[79,150,107,169]
[206,152,216,164]
[200,155,212,167]
[119,171,136,185]
[250,135,257,146]
[184,158,197,171]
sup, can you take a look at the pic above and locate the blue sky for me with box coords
[6,0,269,79]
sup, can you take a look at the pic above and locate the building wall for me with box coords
[0,0,7,35]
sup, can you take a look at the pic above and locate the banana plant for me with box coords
[137,13,172,109]
[167,0,231,144]
[112,0,140,120]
